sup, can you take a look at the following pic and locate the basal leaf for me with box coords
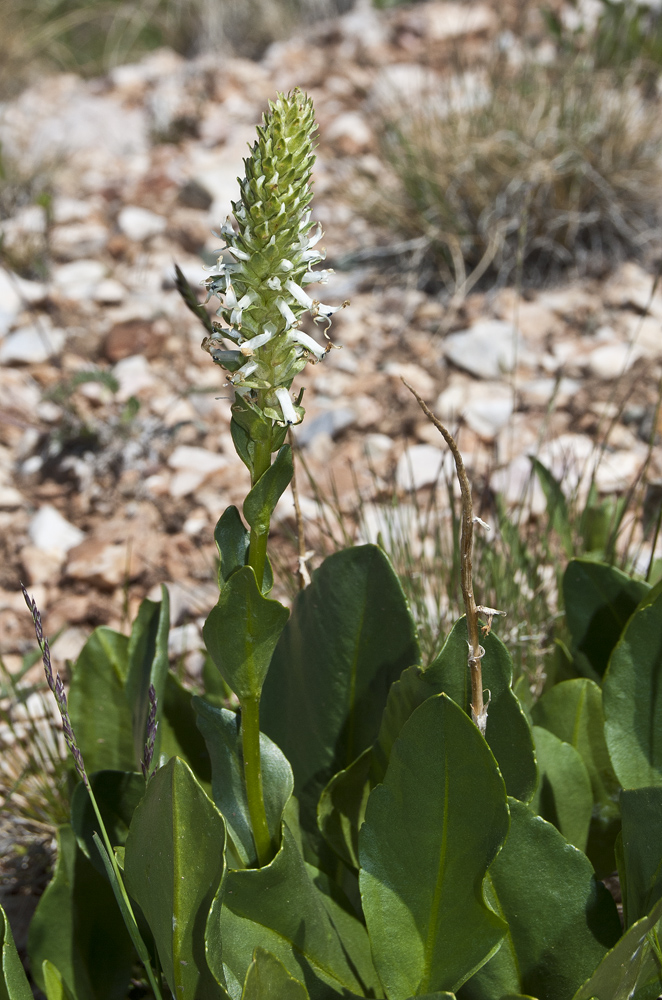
[460,800,621,1000]
[68,628,134,774]
[620,787,662,927]
[563,559,648,680]
[572,896,662,1000]
[242,948,309,1000]
[261,545,420,832]
[427,619,537,803]
[0,903,33,1000]
[28,825,134,1000]
[159,672,212,784]
[125,588,170,766]
[124,757,226,1000]
[194,698,294,867]
[531,678,621,876]
[531,726,592,852]
[207,825,374,1000]
[70,771,145,878]
[359,694,509,999]
[532,457,573,557]
[215,506,250,586]
[42,960,76,1000]
[603,586,662,788]
[203,567,289,701]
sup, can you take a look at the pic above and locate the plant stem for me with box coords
[247,433,273,591]
[403,380,486,729]
[241,695,272,866]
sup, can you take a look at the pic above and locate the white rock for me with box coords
[52,259,106,299]
[594,449,646,493]
[423,3,497,40]
[93,278,126,304]
[536,434,597,496]
[168,623,204,658]
[0,269,21,335]
[29,505,85,556]
[518,377,581,408]
[489,455,547,514]
[326,111,373,154]
[52,197,96,224]
[385,362,436,399]
[396,444,454,490]
[50,626,89,663]
[50,222,109,260]
[0,206,47,249]
[118,206,167,242]
[112,355,155,400]
[363,433,394,461]
[442,320,521,379]
[0,486,23,508]
[585,342,642,380]
[169,469,207,498]
[0,323,65,364]
[168,446,227,474]
[66,538,133,589]
[463,385,514,439]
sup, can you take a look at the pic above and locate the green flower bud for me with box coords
[202,89,345,431]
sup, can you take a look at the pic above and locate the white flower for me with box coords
[289,330,327,360]
[275,387,299,425]
[277,298,299,329]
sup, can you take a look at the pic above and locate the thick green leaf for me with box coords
[531,726,592,852]
[28,825,134,1000]
[214,508,273,594]
[203,567,289,701]
[42,960,76,1000]
[68,628,134,774]
[216,506,250,585]
[572,896,662,1000]
[242,948,309,1000]
[243,445,293,533]
[460,799,621,1000]
[359,694,509,999]
[194,698,293,867]
[124,757,226,1000]
[262,545,420,832]
[159,672,212,784]
[125,588,170,766]
[208,825,375,1000]
[563,559,648,679]
[70,771,145,877]
[532,457,573,557]
[620,787,662,927]
[426,619,537,803]
[531,678,621,875]
[0,904,32,1000]
[603,587,662,788]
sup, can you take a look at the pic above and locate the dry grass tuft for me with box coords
[360,58,662,292]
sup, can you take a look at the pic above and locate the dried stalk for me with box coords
[403,380,505,733]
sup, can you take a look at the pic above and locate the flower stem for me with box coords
[247,433,273,591]
[241,695,273,867]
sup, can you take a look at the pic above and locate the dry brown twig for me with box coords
[402,380,506,733]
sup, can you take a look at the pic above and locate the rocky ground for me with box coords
[1,0,662,692]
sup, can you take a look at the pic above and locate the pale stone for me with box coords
[384,362,436,399]
[29,505,85,556]
[518,377,581,408]
[363,433,394,461]
[168,623,204,657]
[326,111,373,155]
[0,269,21,335]
[0,485,23,508]
[112,355,156,400]
[50,626,89,663]
[0,323,66,364]
[52,259,106,299]
[52,197,96,224]
[464,386,514,439]
[594,449,646,493]
[169,469,207,498]
[21,544,64,585]
[585,342,642,380]
[536,434,597,496]
[296,407,356,447]
[489,455,547,514]
[423,2,497,39]
[396,444,454,490]
[442,320,522,379]
[50,222,108,260]
[168,446,227,474]
[93,279,126,304]
[118,206,167,242]
[66,538,136,589]
[622,314,662,359]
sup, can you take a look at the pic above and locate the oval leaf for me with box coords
[359,694,509,999]
[124,757,226,1000]
[603,586,662,789]
[194,698,294,866]
[203,567,289,701]
[261,545,420,832]
[70,770,145,877]
[460,799,621,1000]
[0,903,33,1000]
[125,587,170,766]
[208,825,377,1000]
[563,559,648,679]
[427,619,537,802]
[531,726,593,852]
[242,948,309,1000]
[243,445,293,534]
[620,787,662,927]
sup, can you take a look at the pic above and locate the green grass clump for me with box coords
[360,58,662,291]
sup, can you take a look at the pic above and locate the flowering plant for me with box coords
[3,90,662,1000]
